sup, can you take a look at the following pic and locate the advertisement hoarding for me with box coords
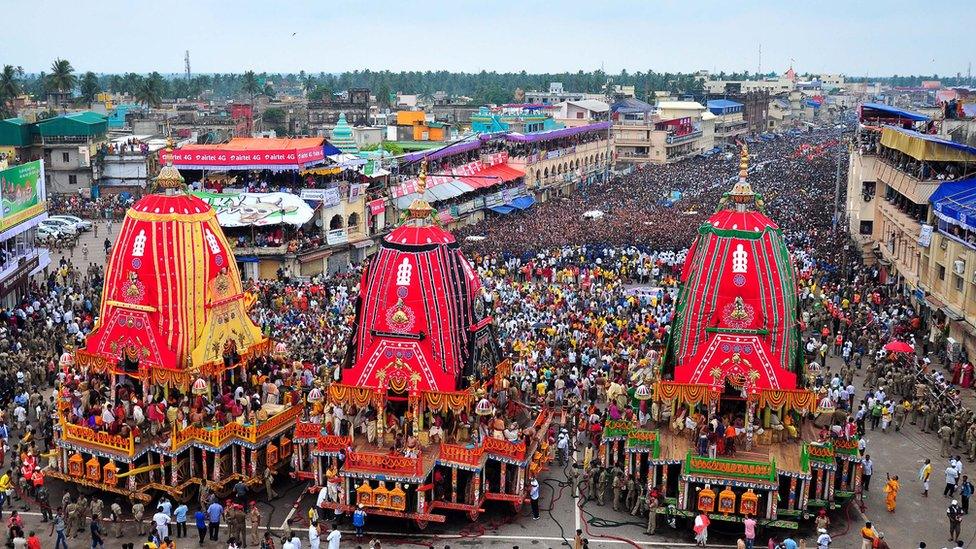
[0,160,46,232]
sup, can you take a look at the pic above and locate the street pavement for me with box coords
[27,221,971,548]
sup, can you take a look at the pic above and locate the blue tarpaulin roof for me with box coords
[861,102,930,122]
[489,204,515,215]
[930,177,976,233]
[323,142,342,156]
[508,195,536,210]
[706,99,743,115]
[611,97,655,115]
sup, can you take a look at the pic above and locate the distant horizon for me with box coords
[8,69,964,81]
[4,0,972,77]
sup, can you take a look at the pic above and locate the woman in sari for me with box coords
[693,511,710,546]
[883,473,900,512]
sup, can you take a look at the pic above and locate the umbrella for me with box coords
[883,340,914,353]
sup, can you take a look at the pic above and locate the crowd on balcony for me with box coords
[877,146,967,182]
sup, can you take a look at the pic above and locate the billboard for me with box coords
[0,160,46,232]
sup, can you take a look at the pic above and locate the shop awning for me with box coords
[508,195,536,210]
[489,205,515,215]
[171,137,327,170]
[461,163,525,189]
[930,177,976,233]
[392,178,474,208]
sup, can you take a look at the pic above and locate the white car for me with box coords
[36,225,61,243]
[40,218,77,236]
[49,214,92,232]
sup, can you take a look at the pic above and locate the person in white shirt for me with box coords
[816,528,831,548]
[308,523,321,549]
[326,523,341,549]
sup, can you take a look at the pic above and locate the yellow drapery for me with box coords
[654,381,718,405]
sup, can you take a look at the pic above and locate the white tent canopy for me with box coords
[191,191,315,227]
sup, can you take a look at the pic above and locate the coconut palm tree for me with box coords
[0,65,23,117]
[79,72,100,106]
[135,72,164,109]
[47,58,76,94]
[242,70,259,105]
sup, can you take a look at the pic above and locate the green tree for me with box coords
[263,107,287,135]
[135,72,164,108]
[47,58,77,95]
[308,85,332,102]
[242,70,259,104]
[0,65,23,117]
[79,71,100,105]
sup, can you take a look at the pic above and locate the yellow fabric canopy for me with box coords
[881,127,976,162]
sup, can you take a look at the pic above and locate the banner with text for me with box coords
[168,146,325,168]
[0,160,46,232]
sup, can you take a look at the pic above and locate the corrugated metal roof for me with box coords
[36,111,108,137]
[0,118,32,146]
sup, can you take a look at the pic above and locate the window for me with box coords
[61,152,70,163]
[938,265,946,281]
[859,220,873,235]
[68,174,77,185]
[955,275,964,292]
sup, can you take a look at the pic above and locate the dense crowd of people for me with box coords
[3,124,973,548]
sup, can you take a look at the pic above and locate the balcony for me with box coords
[231,244,289,257]
[666,130,703,145]
[875,157,941,204]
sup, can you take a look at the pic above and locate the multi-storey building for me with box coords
[613,100,714,164]
[854,124,976,355]
[846,103,932,264]
[706,99,749,145]
[307,88,371,136]
[37,112,108,195]
[0,160,51,307]
[924,177,976,362]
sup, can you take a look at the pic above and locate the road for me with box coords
[27,220,966,548]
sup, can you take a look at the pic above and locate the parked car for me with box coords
[49,214,92,232]
[40,218,77,236]
[36,225,61,243]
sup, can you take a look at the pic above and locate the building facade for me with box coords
[37,112,108,196]
[706,99,749,145]
[307,88,371,136]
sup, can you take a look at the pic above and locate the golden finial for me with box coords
[405,158,435,221]
[155,141,185,192]
[417,159,428,194]
[739,144,749,180]
[729,142,755,206]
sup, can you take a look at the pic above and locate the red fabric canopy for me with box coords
[461,163,525,189]
[883,340,914,353]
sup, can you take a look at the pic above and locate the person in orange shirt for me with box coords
[859,520,876,549]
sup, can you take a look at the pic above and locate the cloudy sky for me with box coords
[6,0,972,77]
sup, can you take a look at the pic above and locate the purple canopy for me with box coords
[402,140,483,163]
[504,121,611,143]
